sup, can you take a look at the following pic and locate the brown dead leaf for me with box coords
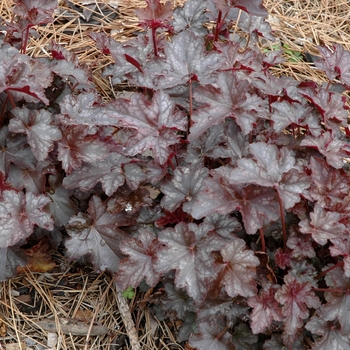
[14,294,32,304]
[6,342,27,350]
[255,251,277,286]
[16,237,56,274]
[0,315,7,337]
[75,308,94,321]
[141,185,160,199]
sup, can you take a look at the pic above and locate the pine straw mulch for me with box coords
[264,0,350,86]
[0,253,182,350]
[1,0,350,349]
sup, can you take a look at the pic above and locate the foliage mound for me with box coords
[1,0,350,348]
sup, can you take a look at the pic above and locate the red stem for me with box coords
[276,190,287,252]
[6,90,16,109]
[259,228,266,253]
[312,287,345,293]
[0,98,8,128]
[21,24,33,55]
[214,10,222,42]
[189,78,193,128]
[152,27,158,57]
[315,261,344,280]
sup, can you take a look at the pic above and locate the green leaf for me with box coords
[122,286,136,299]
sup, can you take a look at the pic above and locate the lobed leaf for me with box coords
[154,222,224,301]
[275,275,320,343]
[0,190,53,248]
[9,107,61,161]
[65,196,133,272]
[115,229,163,289]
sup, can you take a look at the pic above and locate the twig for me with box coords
[115,284,141,350]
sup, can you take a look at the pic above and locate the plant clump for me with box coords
[1,0,350,348]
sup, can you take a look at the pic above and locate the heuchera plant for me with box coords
[2,0,350,348]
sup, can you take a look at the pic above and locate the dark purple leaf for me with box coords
[135,0,173,23]
[63,153,141,196]
[185,124,225,163]
[57,125,109,174]
[121,163,147,191]
[155,207,189,228]
[189,321,236,350]
[0,190,53,248]
[203,213,242,238]
[88,32,111,55]
[330,239,350,278]
[275,247,291,269]
[271,100,320,135]
[275,275,320,342]
[115,229,163,289]
[231,323,258,350]
[263,334,306,350]
[299,205,347,246]
[287,260,317,287]
[65,195,133,273]
[286,228,315,259]
[58,92,122,126]
[211,0,267,17]
[135,31,224,90]
[101,36,151,84]
[13,0,57,25]
[222,43,257,72]
[190,72,266,139]
[0,127,36,174]
[173,0,208,35]
[124,54,143,73]
[49,41,92,84]
[161,283,194,320]
[7,160,51,194]
[301,132,350,170]
[0,46,52,104]
[9,107,61,161]
[308,157,350,210]
[111,90,187,164]
[215,237,260,298]
[314,44,350,85]
[144,159,168,184]
[0,246,27,281]
[46,174,77,227]
[196,293,249,325]
[228,142,311,209]
[189,169,280,234]
[306,316,350,350]
[301,87,349,133]
[154,222,224,301]
[248,286,283,334]
[160,162,208,212]
[197,120,249,165]
[321,265,350,335]
[238,12,274,42]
